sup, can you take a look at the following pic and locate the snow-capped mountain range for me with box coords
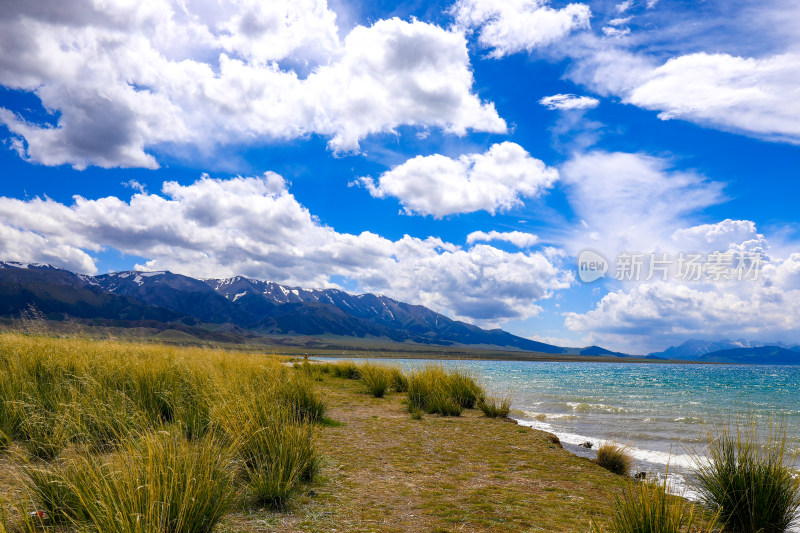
[0,261,565,352]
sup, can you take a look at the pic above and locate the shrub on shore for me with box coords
[595,442,634,476]
[478,396,511,418]
[693,420,800,533]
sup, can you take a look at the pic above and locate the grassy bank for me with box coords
[0,333,703,531]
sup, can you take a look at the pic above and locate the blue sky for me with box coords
[1,0,799,353]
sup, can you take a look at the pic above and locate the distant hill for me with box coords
[649,339,799,360]
[0,262,568,353]
[579,345,628,357]
[697,346,800,365]
[649,339,751,359]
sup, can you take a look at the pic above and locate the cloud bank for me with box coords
[0,174,570,324]
[0,1,506,169]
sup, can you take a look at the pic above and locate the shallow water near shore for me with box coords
[326,358,800,501]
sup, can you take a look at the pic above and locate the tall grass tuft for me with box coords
[595,477,714,533]
[18,407,74,461]
[359,363,391,398]
[24,430,235,532]
[447,367,484,409]
[0,374,19,451]
[693,420,800,533]
[239,411,318,508]
[82,430,232,533]
[406,365,485,416]
[24,459,89,524]
[67,380,147,451]
[478,396,511,418]
[1,332,327,523]
[215,378,319,508]
[218,393,318,508]
[329,361,361,380]
[389,367,409,393]
[595,442,634,476]
[276,373,326,423]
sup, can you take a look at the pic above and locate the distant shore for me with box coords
[312,351,718,364]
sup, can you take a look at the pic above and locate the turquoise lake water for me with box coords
[328,358,800,498]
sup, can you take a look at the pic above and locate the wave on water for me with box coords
[522,410,578,421]
[564,401,629,414]
[513,416,699,471]
[513,415,705,501]
[673,416,705,424]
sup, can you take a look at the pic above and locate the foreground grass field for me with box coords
[0,333,706,532]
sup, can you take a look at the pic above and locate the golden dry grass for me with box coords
[0,334,643,532]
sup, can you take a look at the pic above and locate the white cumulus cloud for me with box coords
[556,151,800,352]
[539,93,599,110]
[671,219,768,255]
[565,257,800,353]
[563,213,800,353]
[466,230,540,248]
[452,0,591,58]
[0,1,506,169]
[562,27,800,144]
[356,142,559,217]
[625,52,800,143]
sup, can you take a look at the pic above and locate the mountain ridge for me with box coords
[697,346,800,365]
[0,262,566,353]
[648,338,799,360]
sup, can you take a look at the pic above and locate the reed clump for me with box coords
[0,332,325,528]
[328,361,361,380]
[26,430,235,532]
[693,420,800,533]
[318,361,410,396]
[406,364,485,417]
[595,442,634,476]
[359,363,392,398]
[595,477,714,533]
[389,367,409,393]
[478,396,512,418]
